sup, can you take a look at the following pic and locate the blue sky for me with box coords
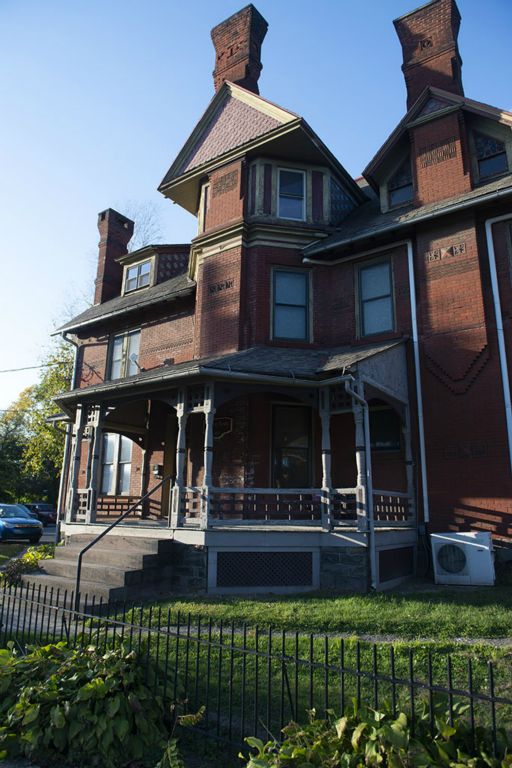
[0,0,510,409]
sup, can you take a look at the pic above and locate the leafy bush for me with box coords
[0,543,54,586]
[242,703,512,767]
[0,641,171,767]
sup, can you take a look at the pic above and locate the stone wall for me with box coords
[170,542,207,593]
[320,547,368,593]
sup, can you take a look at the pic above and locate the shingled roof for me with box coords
[56,273,195,334]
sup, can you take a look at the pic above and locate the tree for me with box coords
[0,340,73,504]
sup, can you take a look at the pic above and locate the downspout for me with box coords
[344,378,377,590]
[56,332,80,535]
[405,239,430,523]
[484,213,512,471]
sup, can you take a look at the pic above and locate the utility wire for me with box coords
[0,362,67,374]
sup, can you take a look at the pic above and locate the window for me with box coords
[100,433,132,495]
[388,156,413,207]
[124,260,151,293]
[199,182,210,233]
[359,261,394,336]
[278,169,305,220]
[273,270,309,340]
[272,405,312,488]
[474,132,508,180]
[369,402,402,451]
[108,329,140,380]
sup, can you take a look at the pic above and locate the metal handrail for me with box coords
[74,474,173,610]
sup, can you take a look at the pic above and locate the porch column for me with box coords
[66,404,85,522]
[353,404,368,532]
[403,405,416,523]
[201,383,216,530]
[170,390,187,528]
[319,389,332,530]
[85,406,104,524]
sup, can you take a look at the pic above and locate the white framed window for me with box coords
[198,182,210,233]
[108,329,141,380]
[358,260,394,337]
[272,269,310,341]
[388,156,413,208]
[100,433,132,495]
[278,168,305,220]
[124,260,151,293]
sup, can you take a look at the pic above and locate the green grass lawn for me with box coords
[0,542,26,565]
[149,584,512,641]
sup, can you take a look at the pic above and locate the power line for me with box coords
[0,362,67,374]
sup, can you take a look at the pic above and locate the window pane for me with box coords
[274,306,307,339]
[275,272,307,305]
[103,433,116,463]
[279,170,304,197]
[118,463,131,494]
[125,277,138,292]
[119,436,132,463]
[370,408,401,451]
[360,263,391,301]
[478,153,508,179]
[279,196,304,220]
[389,183,413,206]
[274,406,310,448]
[139,261,151,276]
[272,406,311,488]
[101,464,113,494]
[127,265,138,281]
[126,331,140,376]
[363,297,393,335]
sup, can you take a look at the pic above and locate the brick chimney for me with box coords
[211,4,268,94]
[94,209,134,305]
[394,0,464,110]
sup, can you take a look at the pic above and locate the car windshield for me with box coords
[0,505,32,519]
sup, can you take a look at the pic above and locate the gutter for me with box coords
[303,185,512,259]
[484,213,512,472]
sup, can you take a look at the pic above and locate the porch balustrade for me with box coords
[373,489,412,525]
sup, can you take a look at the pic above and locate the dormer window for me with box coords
[278,169,305,220]
[124,260,151,293]
[475,133,508,180]
[388,156,413,208]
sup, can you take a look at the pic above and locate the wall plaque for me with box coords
[212,170,238,197]
[425,242,466,263]
[419,138,457,167]
[208,277,234,295]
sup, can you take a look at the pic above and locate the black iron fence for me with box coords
[1,583,511,754]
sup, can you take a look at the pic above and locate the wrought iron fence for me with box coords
[1,583,511,755]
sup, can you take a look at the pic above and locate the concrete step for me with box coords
[54,546,162,570]
[40,559,173,587]
[63,534,174,555]
[21,573,127,603]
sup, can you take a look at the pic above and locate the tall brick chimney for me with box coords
[394,0,464,110]
[211,4,268,94]
[94,209,134,305]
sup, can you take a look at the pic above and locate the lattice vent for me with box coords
[216,551,313,588]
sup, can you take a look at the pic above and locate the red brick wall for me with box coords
[204,160,244,232]
[194,245,242,357]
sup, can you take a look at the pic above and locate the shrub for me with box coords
[242,702,512,767]
[0,543,55,586]
[0,642,171,767]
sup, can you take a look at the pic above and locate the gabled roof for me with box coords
[158,81,365,212]
[364,86,512,188]
[55,273,195,335]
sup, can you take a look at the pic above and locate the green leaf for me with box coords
[336,717,348,739]
[21,705,40,726]
[351,721,367,751]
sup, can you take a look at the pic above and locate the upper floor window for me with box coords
[359,261,394,337]
[101,433,132,495]
[273,269,309,341]
[388,157,413,208]
[474,132,508,180]
[278,169,305,220]
[109,329,140,380]
[124,260,151,293]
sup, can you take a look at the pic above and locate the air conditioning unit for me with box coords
[431,532,495,586]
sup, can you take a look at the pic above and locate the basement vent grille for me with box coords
[217,551,313,588]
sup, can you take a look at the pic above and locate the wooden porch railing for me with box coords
[373,490,412,524]
[206,487,323,523]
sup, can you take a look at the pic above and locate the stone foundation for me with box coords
[320,547,369,592]
[170,542,207,592]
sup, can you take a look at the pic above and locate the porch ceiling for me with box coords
[55,340,406,415]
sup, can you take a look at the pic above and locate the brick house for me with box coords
[54,0,512,595]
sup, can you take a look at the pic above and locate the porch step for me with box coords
[21,534,177,606]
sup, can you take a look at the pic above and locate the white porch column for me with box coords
[353,403,368,532]
[319,389,332,530]
[85,406,104,524]
[66,404,85,522]
[171,390,187,528]
[403,405,416,523]
[201,383,216,530]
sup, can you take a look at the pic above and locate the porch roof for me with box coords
[55,340,404,412]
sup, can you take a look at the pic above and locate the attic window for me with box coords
[388,156,413,207]
[475,133,508,180]
[125,260,151,293]
[278,169,305,220]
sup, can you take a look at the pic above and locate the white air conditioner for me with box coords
[431,532,495,586]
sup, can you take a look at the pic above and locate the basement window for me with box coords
[124,260,151,293]
[388,156,413,208]
[278,169,305,220]
[474,132,508,180]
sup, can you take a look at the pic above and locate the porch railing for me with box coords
[208,488,323,522]
[373,490,412,525]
